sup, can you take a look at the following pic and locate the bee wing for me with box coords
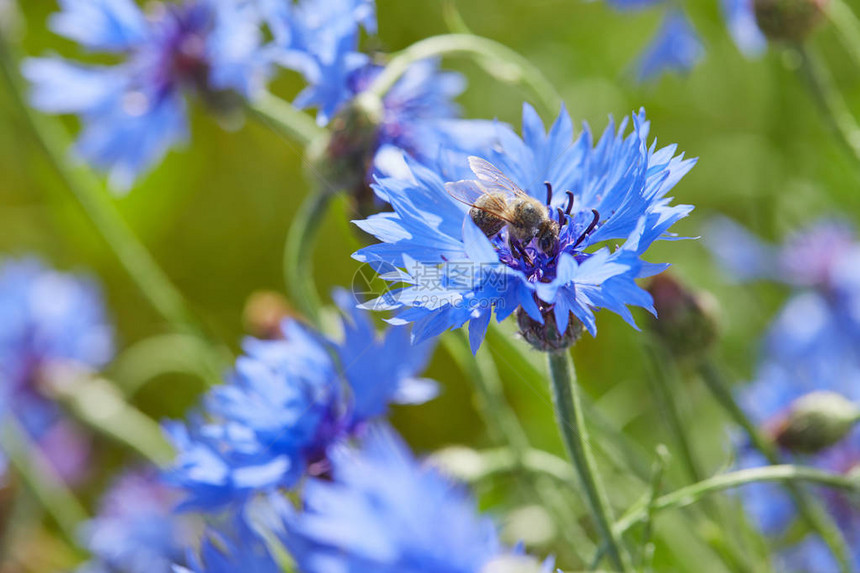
[468,156,529,199]
[445,180,516,223]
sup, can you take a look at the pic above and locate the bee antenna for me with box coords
[573,209,600,249]
[564,191,575,215]
[544,181,553,206]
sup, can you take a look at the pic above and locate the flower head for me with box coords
[0,257,113,482]
[721,0,769,56]
[174,516,279,573]
[714,221,860,567]
[77,468,191,573]
[24,0,272,190]
[164,293,437,510]
[280,425,553,573]
[355,104,694,352]
[634,10,704,82]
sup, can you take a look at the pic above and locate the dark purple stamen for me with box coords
[564,191,575,215]
[573,209,600,249]
[544,181,553,206]
[556,207,565,223]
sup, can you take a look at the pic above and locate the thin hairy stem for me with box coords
[444,332,592,562]
[615,464,859,537]
[547,351,632,572]
[248,91,326,147]
[1,417,88,545]
[827,0,860,70]
[697,358,853,573]
[284,191,332,326]
[795,44,860,171]
[367,33,562,117]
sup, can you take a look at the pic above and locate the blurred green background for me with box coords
[2,0,860,571]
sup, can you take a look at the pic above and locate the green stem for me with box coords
[284,192,332,326]
[795,44,860,171]
[547,351,632,572]
[639,446,669,572]
[443,332,592,562]
[366,34,562,117]
[644,343,704,484]
[0,31,228,378]
[444,332,529,450]
[486,323,654,481]
[51,374,175,467]
[697,358,853,573]
[1,417,88,545]
[436,445,578,485]
[247,91,326,147]
[614,464,860,538]
[109,333,223,398]
[645,343,761,573]
[827,0,860,70]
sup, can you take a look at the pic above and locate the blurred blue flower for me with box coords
[635,10,704,82]
[77,468,191,573]
[0,257,114,483]
[266,0,497,178]
[24,0,273,191]
[721,0,768,57]
[605,0,664,10]
[711,221,860,568]
[174,517,279,573]
[354,104,694,352]
[164,293,437,510]
[280,424,554,573]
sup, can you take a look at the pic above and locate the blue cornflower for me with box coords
[279,424,554,573]
[709,220,860,568]
[0,257,114,482]
[267,0,497,185]
[354,104,694,352]
[164,292,437,510]
[269,0,376,123]
[720,0,768,56]
[174,518,279,573]
[601,1,703,82]
[77,468,192,573]
[24,0,272,191]
[634,10,704,82]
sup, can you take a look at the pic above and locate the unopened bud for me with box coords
[312,93,385,215]
[770,391,860,454]
[242,291,293,339]
[754,0,827,43]
[516,306,584,352]
[646,273,719,360]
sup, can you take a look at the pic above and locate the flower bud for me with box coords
[516,306,584,352]
[242,290,293,339]
[312,92,385,215]
[754,0,827,43]
[646,273,719,360]
[770,391,860,454]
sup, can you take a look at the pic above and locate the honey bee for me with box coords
[446,157,561,256]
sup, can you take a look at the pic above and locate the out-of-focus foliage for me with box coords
[3,1,860,571]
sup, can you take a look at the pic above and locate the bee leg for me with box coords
[544,181,553,206]
[511,239,533,266]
